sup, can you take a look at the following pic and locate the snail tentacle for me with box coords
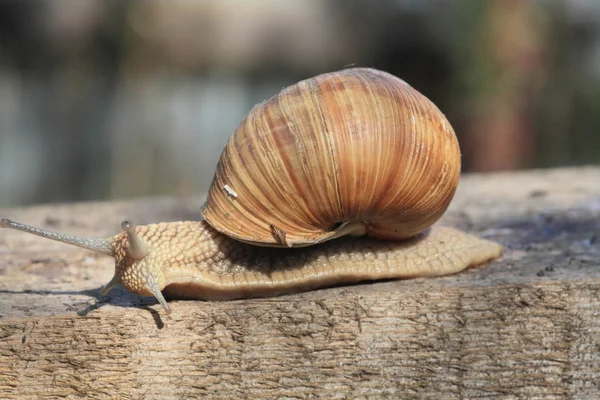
[0,218,114,256]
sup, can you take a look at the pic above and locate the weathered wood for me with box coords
[1,167,599,399]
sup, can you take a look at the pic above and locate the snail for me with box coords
[0,68,503,316]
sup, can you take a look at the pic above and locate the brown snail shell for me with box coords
[203,68,461,247]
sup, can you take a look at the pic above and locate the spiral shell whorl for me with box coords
[203,68,461,247]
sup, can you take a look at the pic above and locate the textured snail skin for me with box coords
[0,217,502,315]
[109,221,502,303]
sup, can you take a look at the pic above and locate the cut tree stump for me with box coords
[1,167,599,399]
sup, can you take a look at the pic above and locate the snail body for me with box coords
[0,68,503,315]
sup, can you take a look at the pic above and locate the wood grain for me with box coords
[1,167,599,399]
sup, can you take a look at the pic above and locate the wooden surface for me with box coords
[1,167,599,399]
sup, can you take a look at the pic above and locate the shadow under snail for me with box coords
[0,68,503,316]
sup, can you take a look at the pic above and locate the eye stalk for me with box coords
[0,218,114,256]
[121,220,150,260]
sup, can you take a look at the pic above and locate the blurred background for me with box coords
[0,0,599,207]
